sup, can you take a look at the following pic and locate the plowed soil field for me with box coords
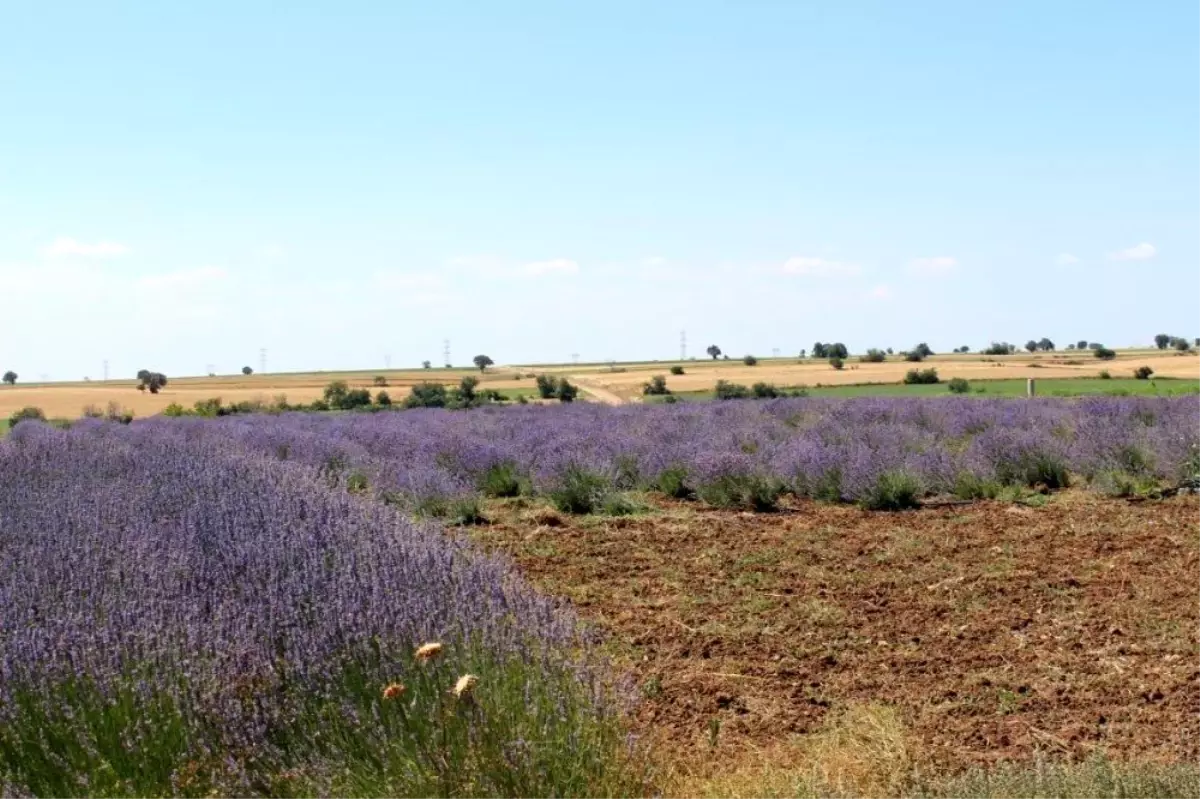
[472,494,1199,772]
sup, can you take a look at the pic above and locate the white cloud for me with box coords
[520,258,579,276]
[907,256,958,275]
[780,256,861,277]
[137,266,228,289]
[1109,242,1157,261]
[42,237,130,258]
[1055,253,1080,265]
[869,284,891,299]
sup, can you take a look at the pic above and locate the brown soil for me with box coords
[473,494,1200,770]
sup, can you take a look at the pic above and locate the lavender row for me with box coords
[128,396,1200,509]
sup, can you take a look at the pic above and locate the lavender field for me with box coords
[1,396,1197,796]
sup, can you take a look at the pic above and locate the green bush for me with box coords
[642,375,671,396]
[903,368,940,385]
[535,374,559,399]
[903,350,925,362]
[548,467,617,514]
[556,379,579,402]
[480,462,530,498]
[742,354,758,366]
[405,382,449,409]
[654,466,692,499]
[714,380,750,400]
[1094,346,1117,360]
[859,349,886,363]
[669,365,685,376]
[751,382,780,398]
[695,473,782,511]
[1099,370,1112,380]
[7,406,45,428]
[947,377,970,394]
[858,472,922,510]
[375,391,392,407]
[829,357,845,370]
[1133,366,1154,380]
[372,375,388,387]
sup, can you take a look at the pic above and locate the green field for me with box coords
[652,376,1200,402]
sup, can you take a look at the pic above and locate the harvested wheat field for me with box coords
[0,368,534,419]
[470,492,1200,793]
[562,352,1200,401]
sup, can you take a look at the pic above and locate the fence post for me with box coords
[1027,378,1036,397]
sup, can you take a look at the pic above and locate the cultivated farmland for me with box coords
[1,396,1197,796]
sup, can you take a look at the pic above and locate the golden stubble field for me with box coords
[534,351,1200,401]
[0,369,532,419]
[3,350,1197,418]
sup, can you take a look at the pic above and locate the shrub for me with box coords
[654,466,692,499]
[669,365,685,376]
[947,377,970,394]
[829,357,845,370]
[375,391,392,407]
[858,472,922,511]
[860,349,886,363]
[742,354,758,366]
[983,342,1016,355]
[1133,366,1154,380]
[695,473,782,511]
[642,375,670,396]
[1094,346,1117,360]
[535,375,559,399]
[903,351,925,362]
[405,382,448,409]
[1098,370,1112,380]
[548,467,616,514]
[903,368,939,385]
[1172,337,1192,352]
[714,380,750,400]
[914,342,934,358]
[163,403,187,417]
[751,382,779,398]
[480,462,530,498]
[372,375,388,386]
[8,406,46,428]
[828,343,849,359]
[661,394,679,404]
[556,380,579,403]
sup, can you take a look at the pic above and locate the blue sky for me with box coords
[2,1,1196,379]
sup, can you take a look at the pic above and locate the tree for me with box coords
[373,375,389,386]
[1088,342,1102,351]
[828,343,849,359]
[811,342,828,358]
[1037,338,1054,351]
[860,349,886,363]
[1154,333,1171,350]
[242,366,253,375]
[642,375,670,395]
[473,354,494,373]
[983,342,1015,355]
[706,345,722,360]
[137,371,168,394]
[1133,366,1154,380]
[958,346,969,353]
[556,379,578,402]
[1094,347,1116,360]
[743,354,758,366]
[375,390,392,407]
[903,350,925,362]
[829,356,845,370]
[1077,340,1088,350]
[1025,340,1038,353]
[914,342,934,358]
[422,360,432,369]
[2,371,15,385]
[1172,337,1193,352]
[8,406,45,428]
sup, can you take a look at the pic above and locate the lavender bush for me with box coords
[0,422,641,797]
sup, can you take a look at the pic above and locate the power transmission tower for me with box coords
[260,348,267,375]
[443,339,451,367]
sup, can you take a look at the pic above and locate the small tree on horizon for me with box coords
[242,366,253,375]
[422,360,432,369]
[706,345,722,360]
[1037,338,1055,351]
[473,354,494,373]
[2,371,16,385]
[136,370,167,394]
[1077,340,1088,350]
[1025,340,1038,353]
[1154,333,1171,350]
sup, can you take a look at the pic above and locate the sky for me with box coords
[1,1,1197,379]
